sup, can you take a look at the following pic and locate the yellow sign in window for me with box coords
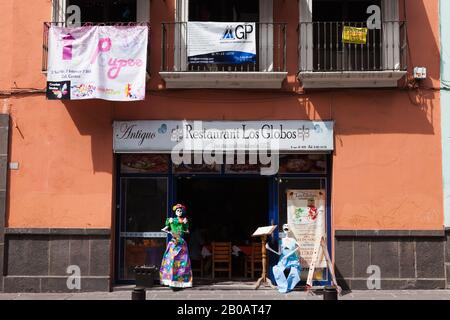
[342,26,368,45]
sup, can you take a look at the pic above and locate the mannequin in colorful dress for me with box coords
[160,204,193,290]
[266,224,302,293]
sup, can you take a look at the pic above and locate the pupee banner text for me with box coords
[46,25,148,101]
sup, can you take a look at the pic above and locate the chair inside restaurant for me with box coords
[177,177,269,281]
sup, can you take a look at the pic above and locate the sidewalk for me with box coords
[1,289,450,300]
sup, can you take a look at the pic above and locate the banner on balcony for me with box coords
[46,25,148,101]
[187,22,256,65]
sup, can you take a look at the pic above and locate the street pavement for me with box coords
[0,288,450,300]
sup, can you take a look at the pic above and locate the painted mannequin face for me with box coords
[175,208,183,217]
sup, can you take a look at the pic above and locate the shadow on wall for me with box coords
[305,88,437,136]
[401,0,440,89]
[59,90,438,174]
[62,99,115,174]
[58,1,440,173]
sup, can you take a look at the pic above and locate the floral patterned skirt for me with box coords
[159,237,193,288]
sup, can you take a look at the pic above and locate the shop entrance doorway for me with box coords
[176,177,269,282]
[114,153,332,287]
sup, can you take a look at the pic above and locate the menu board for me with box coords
[252,225,277,237]
[287,189,326,268]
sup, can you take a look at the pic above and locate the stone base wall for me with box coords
[335,230,450,290]
[1,228,111,293]
[1,230,450,292]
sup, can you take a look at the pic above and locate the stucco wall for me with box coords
[0,0,13,92]
[7,96,113,228]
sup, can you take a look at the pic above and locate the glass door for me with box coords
[118,177,168,280]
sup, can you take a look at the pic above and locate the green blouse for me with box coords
[165,217,189,236]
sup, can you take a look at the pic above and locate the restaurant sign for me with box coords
[46,25,148,101]
[113,120,334,153]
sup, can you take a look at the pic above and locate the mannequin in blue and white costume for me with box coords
[266,224,302,293]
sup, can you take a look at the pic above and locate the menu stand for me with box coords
[251,225,277,290]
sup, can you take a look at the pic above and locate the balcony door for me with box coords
[186,0,260,71]
[174,0,274,72]
[299,0,403,73]
[312,0,382,71]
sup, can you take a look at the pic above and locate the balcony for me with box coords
[42,22,151,74]
[298,21,408,88]
[159,22,288,89]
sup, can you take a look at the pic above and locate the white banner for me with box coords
[46,25,148,101]
[187,22,256,65]
[287,189,327,268]
[113,120,334,153]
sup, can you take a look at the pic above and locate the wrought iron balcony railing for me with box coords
[299,21,407,72]
[161,22,287,72]
[42,22,151,73]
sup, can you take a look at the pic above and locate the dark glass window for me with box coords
[119,177,168,279]
[311,0,383,71]
[68,0,137,23]
[189,0,259,22]
[121,178,167,233]
[313,0,381,22]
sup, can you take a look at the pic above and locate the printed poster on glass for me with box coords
[287,189,327,269]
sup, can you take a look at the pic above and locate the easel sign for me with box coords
[306,236,342,295]
[251,225,277,290]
